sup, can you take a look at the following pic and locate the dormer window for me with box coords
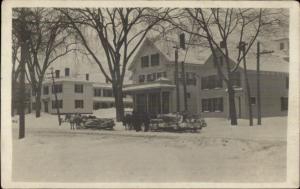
[141,56,149,68]
[151,53,159,66]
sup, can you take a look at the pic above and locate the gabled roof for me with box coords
[128,37,289,73]
[128,37,211,70]
[152,38,211,64]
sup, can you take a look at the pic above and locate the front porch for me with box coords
[123,79,175,115]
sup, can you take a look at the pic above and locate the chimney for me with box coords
[86,73,89,81]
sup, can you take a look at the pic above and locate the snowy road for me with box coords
[12,113,287,183]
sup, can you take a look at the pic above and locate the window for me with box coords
[156,72,167,80]
[147,74,154,82]
[74,84,83,93]
[157,72,162,79]
[32,102,36,110]
[94,88,101,97]
[55,70,60,78]
[52,84,63,93]
[214,98,223,112]
[43,86,49,95]
[201,75,222,89]
[281,97,288,111]
[52,100,63,109]
[103,89,113,97]
[139,75,145,83]
[152,73,157,81]
[65,68,70,77]
[250,97,256,105]
[141,56,149,68]
[202,98,223,112]
[231,72,241,87]
[150,53,159,66]
[162,72,167,78]
[94,88,101,96]
[75,100,84,109]
[186,93,191,98]
[286,76,289,89]
[280,42,284,50]
[93,102,100,110]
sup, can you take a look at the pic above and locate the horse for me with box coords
[123,114,133,130]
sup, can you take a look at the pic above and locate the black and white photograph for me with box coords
[1,0,299,188]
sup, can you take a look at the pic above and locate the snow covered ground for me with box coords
[11,109,287,183]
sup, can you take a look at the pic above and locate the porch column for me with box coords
[160,89,163,114]
[146,92,149,113]
[133,93,136,111]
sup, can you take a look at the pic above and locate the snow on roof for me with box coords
[93,96,132,103]
[240,52,289,73]
[156,77,171,82]
[43,77,92,84]
[124,82,175,92]
[92,82,112,88]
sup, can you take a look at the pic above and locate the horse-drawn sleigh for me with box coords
[64,114,115,130]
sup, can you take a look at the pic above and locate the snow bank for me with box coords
[12,112,287,142]
[92,108,133,119]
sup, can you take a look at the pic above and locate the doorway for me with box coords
[44,101,48,113]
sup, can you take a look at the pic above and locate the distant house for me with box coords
[124,37,289,118]
[30,70,132,115]
[93,83,133,110]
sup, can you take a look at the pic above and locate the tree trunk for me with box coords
[224,48,238,126]
[227,82,238,125]
[113,83,124,122]
[35,85,42,118]
[243,63,253,126]
[12,78,16,116]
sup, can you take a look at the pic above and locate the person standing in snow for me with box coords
[69,114,75,130]
[143,111,150,132]
[133,110,142,132]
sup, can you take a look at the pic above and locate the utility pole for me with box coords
[256,42,261,125]
[181,61,188,112]
[179,33,188,112]
[50,68,62,126]
[174,47,180,113]
[256,42,274,125]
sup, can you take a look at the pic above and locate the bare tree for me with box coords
[165,8,280,125]
[12,8,33,138]
[20,8,77,118]
[59,8,171,121]
[11,34,21,116]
